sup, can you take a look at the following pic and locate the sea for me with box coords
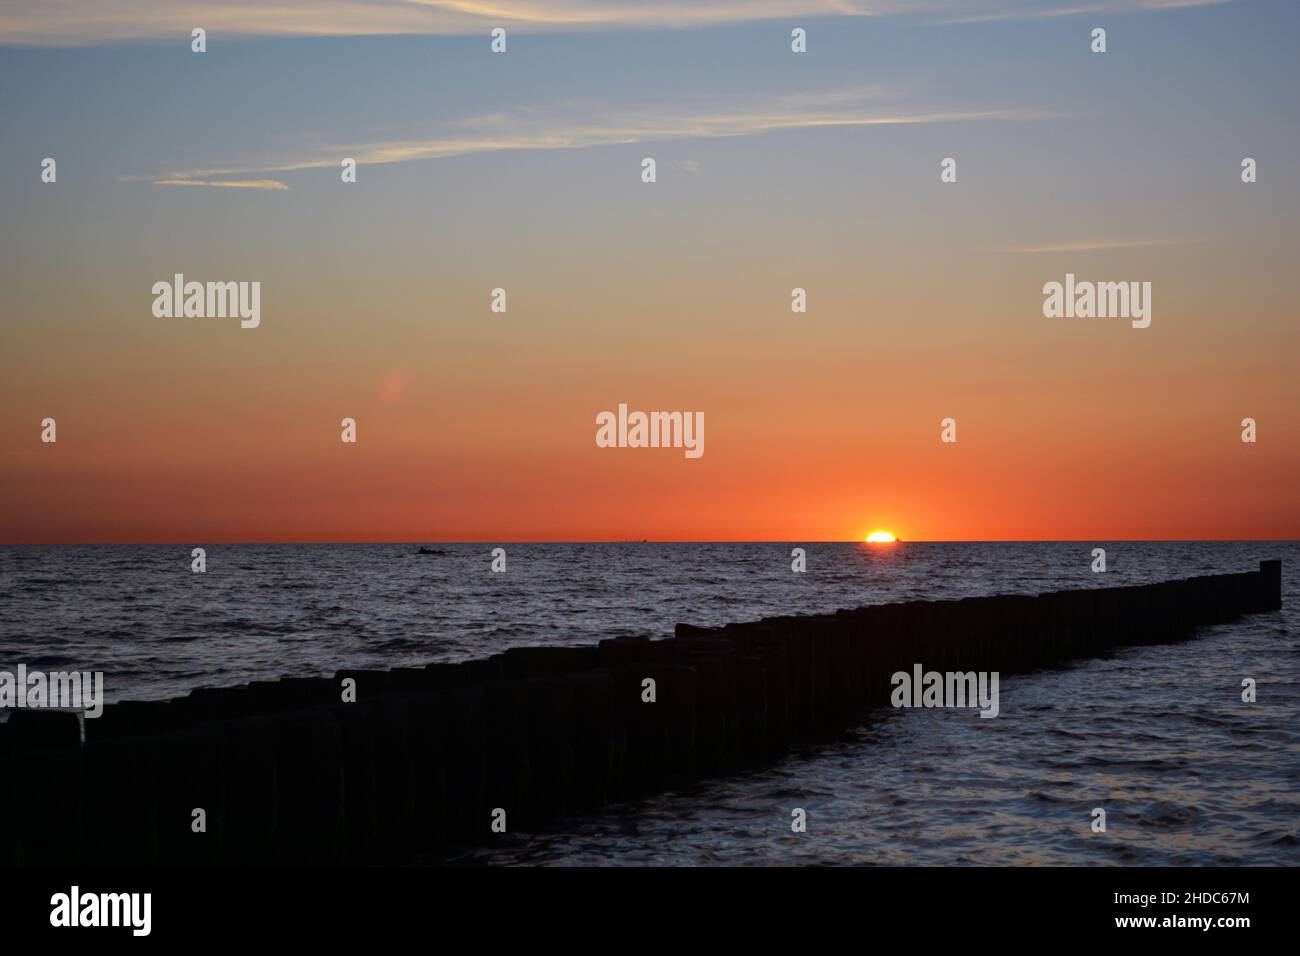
[1,540,1296,866]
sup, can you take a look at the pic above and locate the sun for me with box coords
[865,531,897,543]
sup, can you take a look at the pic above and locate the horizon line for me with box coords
[3,538,1297,547]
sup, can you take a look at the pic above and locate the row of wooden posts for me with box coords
[0,559,1281,865]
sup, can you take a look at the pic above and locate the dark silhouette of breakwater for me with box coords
[0,559,1281,866]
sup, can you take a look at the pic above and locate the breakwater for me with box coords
[0,559,1281,866]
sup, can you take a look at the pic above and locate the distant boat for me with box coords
[416,547,448,556]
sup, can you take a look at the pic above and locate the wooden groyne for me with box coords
[0,560,1282,866]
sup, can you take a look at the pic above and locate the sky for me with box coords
[1,0,1298,543]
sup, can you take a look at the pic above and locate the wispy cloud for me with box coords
[407,1,877,28]
[929,0,1234,26]
[142,87,1056,183]
[997,237,1200,253]
[151,178,290,190]
[0,0,1233,46]
[0,0,872,46]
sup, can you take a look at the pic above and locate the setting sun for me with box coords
[866,531,897,543]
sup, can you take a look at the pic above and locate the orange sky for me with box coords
[3,7,1298,543]
[4,264,1296,542]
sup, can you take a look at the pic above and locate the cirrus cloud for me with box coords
[0,0,1235,47]
[140,86,1058,184]
[151,178,290,190]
